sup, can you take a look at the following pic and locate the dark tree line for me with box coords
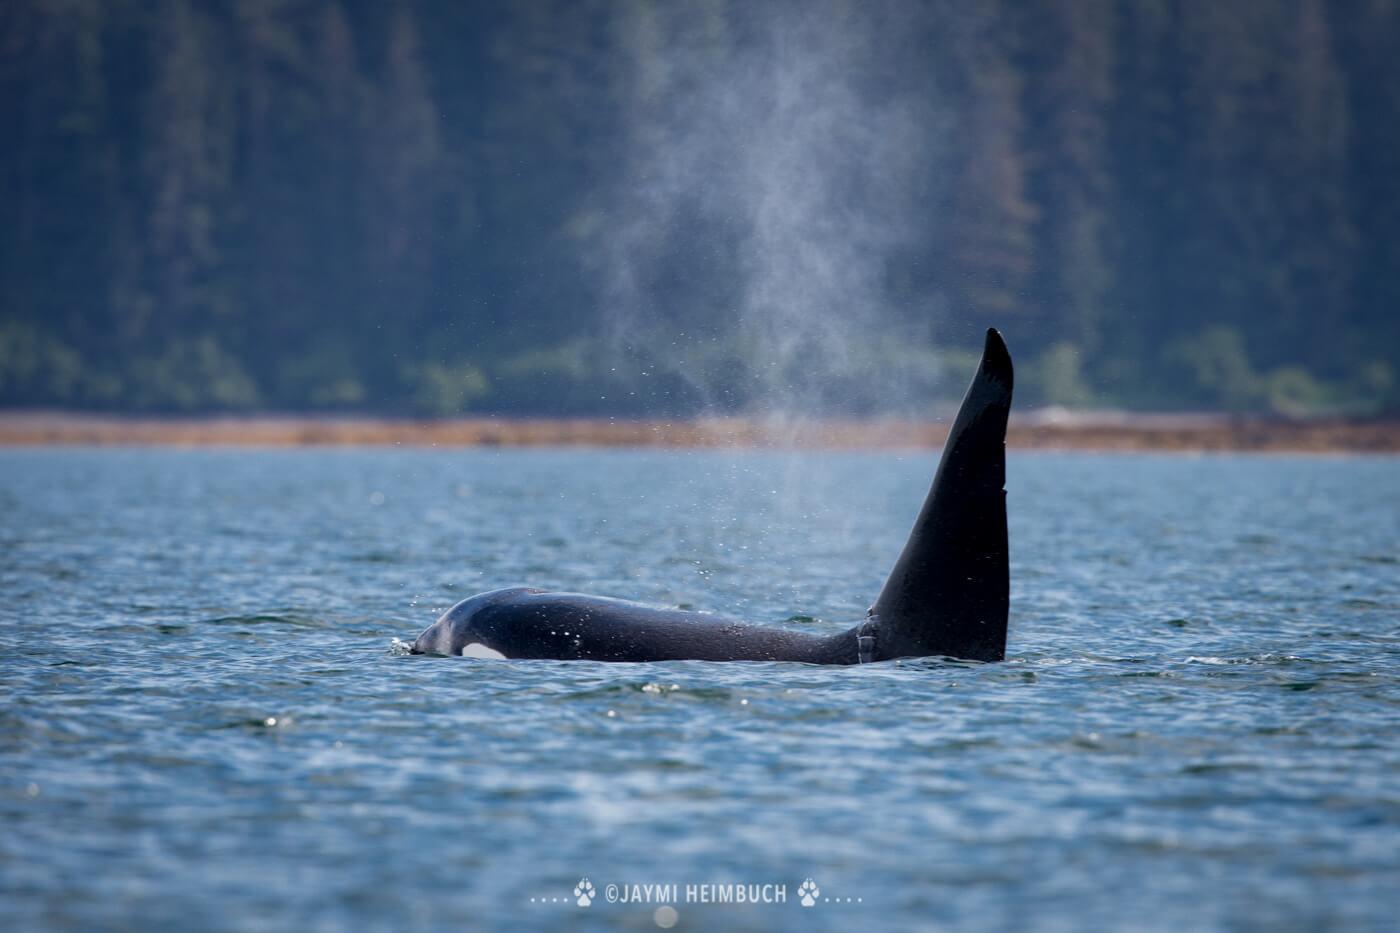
[1,0,1396,415]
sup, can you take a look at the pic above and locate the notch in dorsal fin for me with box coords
[870,328,1014,661]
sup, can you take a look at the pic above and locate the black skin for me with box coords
[412,329,1014,664]
[413,587,859,663]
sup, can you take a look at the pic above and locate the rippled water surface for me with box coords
[2,449,1398,931]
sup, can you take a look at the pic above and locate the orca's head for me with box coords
[409,612,453,656]
[408,591,518,659]
[409,596,488,656]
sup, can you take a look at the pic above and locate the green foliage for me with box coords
[1355,361,1396,409]
[496,341,593,383]
[1263,367,1331,417]
[1033,343,1095,408]
[1168,326,1262,412]
[405,363,489,416]
[129,338,261,411]
[0,321,85,402]
[1166,325,1389,416]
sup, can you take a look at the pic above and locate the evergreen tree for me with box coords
[0,0,1393,414]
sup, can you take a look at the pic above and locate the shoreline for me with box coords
[1,412,1398,453]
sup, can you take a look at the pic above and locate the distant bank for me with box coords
[2,412,1397,453]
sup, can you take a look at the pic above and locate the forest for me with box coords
[2,0,1397,416]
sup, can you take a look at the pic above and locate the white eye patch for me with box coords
[459,642,507,660]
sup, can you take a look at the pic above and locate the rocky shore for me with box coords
[2,412,1397,453]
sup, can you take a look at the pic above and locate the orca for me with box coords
[411,328,1013,664]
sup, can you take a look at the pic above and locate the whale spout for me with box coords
[869,328,1014,662]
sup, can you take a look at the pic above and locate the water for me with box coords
[2,449,1397,931]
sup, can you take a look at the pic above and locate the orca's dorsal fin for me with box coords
[870,328,1013,661]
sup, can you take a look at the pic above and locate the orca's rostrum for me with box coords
[412,328,1014,664]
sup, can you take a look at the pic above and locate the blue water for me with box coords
[2,449,1397,931]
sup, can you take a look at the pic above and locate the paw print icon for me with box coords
[574,878,596,907]
[797,879,820,907]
